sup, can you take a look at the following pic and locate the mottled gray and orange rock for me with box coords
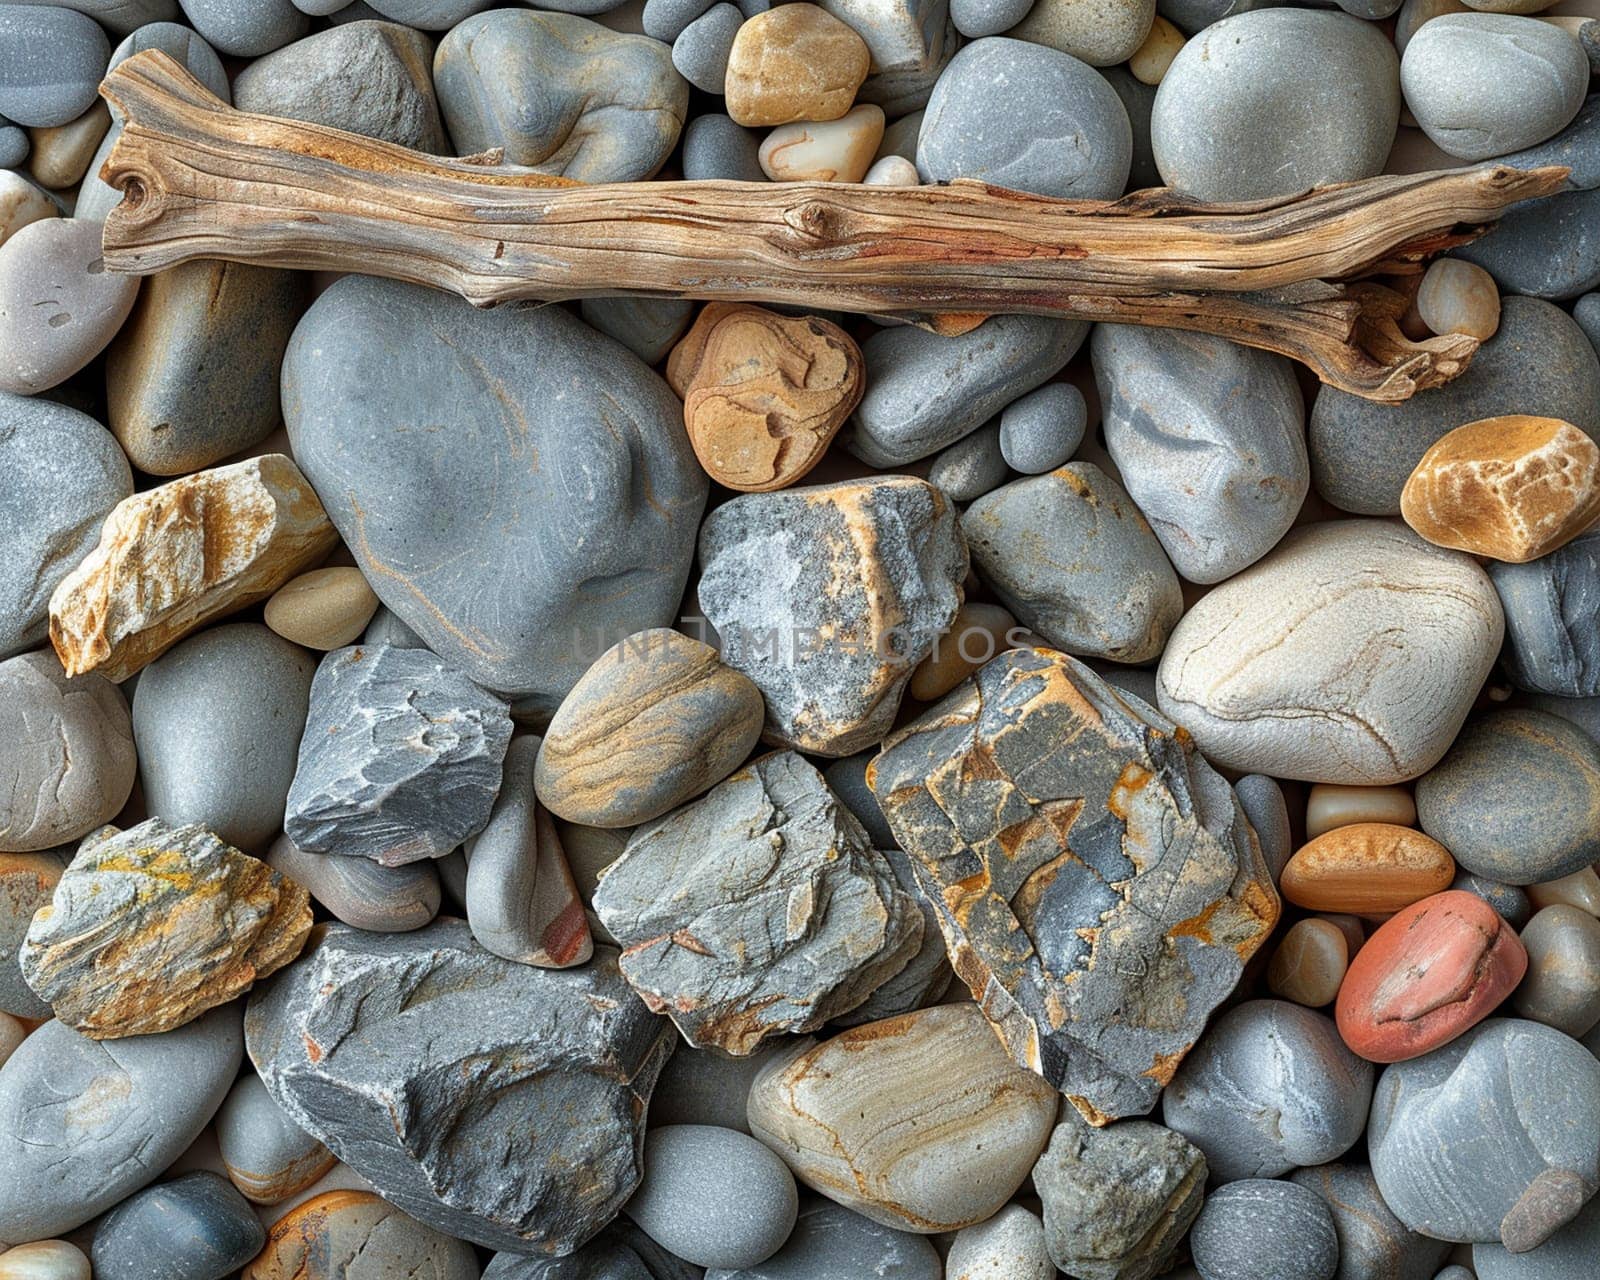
[667,304,865,492]
[19,817,312,1039]
[746,1003,1058,1233]
[245,922,675,1254]
[724,5,871,127]
[869,646,1279,1123]
[0,847,65,1017]
[535,627,765,828]
[1401,416,1600,563]
[593,750,923,1054]
[47,454,338,682]
[243,1190,480,1280]
[697,476,967,757]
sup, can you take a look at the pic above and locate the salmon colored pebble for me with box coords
[1280,823,1456,916]
[1335,889,1527,1063]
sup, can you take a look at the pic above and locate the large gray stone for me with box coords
[870,648,1279,1122]
[0,392,131,658]
[176,0,309,56]
[702,1201,941,1280]
[0,5,109,127]
[282,275,707,712]
[1492,93,1600,194]
[1189,1179,1338,1280]
[1092,324,1308,584]
[1491,529,1600,697]
[846,314,1088,467]
[1310,297,1600,515]
[283,643,512,866]
[593,751,923,1054]
[1454,187,1600,301]
[1290,1162,1452,1280]
[133,623,315,854]
[245,921,676,1255]
[0,1005,243,1242]
[8,1,179,37]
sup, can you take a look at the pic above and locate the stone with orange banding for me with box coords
[1336,889,1527,1062]
[1280,822,1456,915]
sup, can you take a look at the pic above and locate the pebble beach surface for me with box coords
[3,2,1600,1279]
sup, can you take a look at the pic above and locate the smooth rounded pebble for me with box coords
[0,6,109,128]
[92,1171,266,1280]
[759,103,884,182]
[243,1189,480,1280]
[266,832,441,933]
[1268,918,1349,1008]
[1290,1162,1450,1280]
[1513,905,1600,1038]
[1162,1000,1374,1182]
[1473,1189,1600,1279]
[264,567,380,650]
[997,382,1085,474]
[1280,823,1455,916]
[673,3,742,93]
[703,1202,940,1279]
[0,1241,91,1280]
[216,1073,336,1206]
[723,5,869,128]
[1528,867,1600,915]
[952,0,1034,37]
[864,153,918,184]
[1415,709,1600,884]
[1453,870,1534,929]
[579,296,694,365]
[1235,772,1291,882]
[1004,0,1156,67]
[1157,521,1503,784]
[945,1204,1053,1280]
[1151,9,1400,200]
[1305,784,1417,838]
[682,111,766,181]
[624,1125,798,1269]
[176,0,310,57]
[927,421,1008,502]
[1189,1179,1338,1280]
[1417,257,1501,341]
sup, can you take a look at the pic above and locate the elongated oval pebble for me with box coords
[1305,784,1417,838]
[265,832,440,934]
[1268,918,1349,1007]
[263,567,380,650]
[1512,905,1600,1038]
[1281,823,1456,915]
[909,601,1017,702]
[0,1240,90,1280]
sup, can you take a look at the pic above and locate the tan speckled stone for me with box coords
[724,6,871,127]
[1129,13,1183,83]
[27,100,109,190]
[1268,918,1349,1008]
[264,567,380,651]
[1281,823,1456,915]
[1006,0,1156,66]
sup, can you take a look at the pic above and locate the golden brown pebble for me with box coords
[1267,918,1349,1007]
[909,600,1018,702]
[26,101,109,191]
[1280,822,1456,916]
[669,303,864,493]
[723,6,871,127]
[264,567,381,651]
[1400,415,1600,563]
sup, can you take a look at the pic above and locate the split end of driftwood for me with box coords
[95,50,1569,403]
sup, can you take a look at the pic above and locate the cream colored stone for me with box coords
[1267,918,1348,1008]
[863,153,918,185]
[264,566,380,651]
[909,600,1018,701]
[1156,520,1503,784]
[1528,866,1600,915]
[48,454,338,683]
[1129,14,1183,83]
[746,1003,1058,1233]
[1306,784,1418,838]
[725,6,871,127]
[0,1240,91,1280]
[759,104,885,182]
[27,101,109,191]
[1007,0,1156,66]
[0,171,55,248]
[1416,258,1501,342]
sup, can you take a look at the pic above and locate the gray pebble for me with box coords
[1492,91,1600,194]
[642,0,713,40]
[265,831,442,933]
[1158,0,1269,35]
[1452,869,1533,929]
[0,114,26,167]
[1087,657,1159,706]
[927,420,1008,502]
[1528,692,1600,747]
[648,1039,793,1133]
[1311,297,1600,515]
[672,2,742,94]
[1579,290,1600,353]
[15,0,179,35]
[1189,1179,1339,1280]
[917,37,1131,199]
[92,1171,265,1280]
[704,1200,941,1280]
[1235,773,1291,883]
[1290,1162,1451,1280]
[483,1220,700,1278]
[133,623,314,854]
[0,391,132,658]
[1151,9,1399,200]
[1454,186,1600,301]
[951,0,1033,38]
[214,1072,333,1206]
[1401,15,1587,162]
[581,296,695,365]
[1437,1269,1478,1280]
[1491,529,1600,697]
[625,1125,798,1269]
[107,20,229,111]
[0,1005,243,1241]
[1514,905,1600,1039]
[998,381,1085,474]
[1163,1000,1374,1183]
[682,112,766,181]
[1415,709,1600,885]
[1473,1189,1600,1279]
[875,107,922,163]
[854,11,958,118]
[1093,324,1308,583]
[176,0,309,56]
[1100,64,1160,192]
[360,0,497,26]
[0,5,108,128]
[1370,1017,1600,1248]
[962,462,1183,663]
[820,752,898,848]
[847,314,1088,467]
[284,643,513,866]
[361,603,426,650]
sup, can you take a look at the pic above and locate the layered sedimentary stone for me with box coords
[869,646,1279,1122]
[697,477,967,757]
[593,751,923,1054]
[20,817,312,1038]
[245,921,676,1255]
[283,644,513,866]
[47,454,337,682]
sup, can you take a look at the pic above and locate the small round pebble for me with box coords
[0,1241,91,1280]
[176,0,310,57]
[1306,784,1417,838]
[0,116,27,169]
[0,171,54,248]
[1267,918,1348,1008]
[998,382,1086,474]
[951,0,1034,37]
[624,1124,798,1269]
[1513,905,1600,1038]
[642,0,715,40]
[1189,1179,1339,1280]
[945,1204,1053,1280]
[928,421,1009,502]
[264,567,381,650]
[1005,0,1157,67]
[215,1073,336,1206]
[909,600,1018,701]
[863,154,918,185]
[0,6,109,128]
[1129,13,1183,84]
[1417,258,1501,340]
[91,1171,266,1280]
[673,3,742,94]
[266,832,442,933]
[759,104,884,183]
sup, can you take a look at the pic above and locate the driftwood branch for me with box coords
[96,50,1567,402]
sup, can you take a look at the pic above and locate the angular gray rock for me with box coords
[593,751,923,1054]
[133,623,315,854]
[1033,1111,1208,1280]
[282,275,707,713]
[283,644,513,866]
[961,463,1183,663]
[1290,1162,1452,1280]
[696,477,967,757]
[0,393,132,658]
[244,921,676,1255]
[1188,1179,1339,1280]
[846,315,1089,467]
[0,1005,242,1242]
[1092,324,1308,583]
[832,845,952,1026]
[1491,529,1600,698]
[870,648,1280,1122]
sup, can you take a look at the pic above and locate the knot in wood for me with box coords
[785,199,846,245]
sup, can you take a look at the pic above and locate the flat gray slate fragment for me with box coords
[483,1219,700,1278]
[92,1170,266,1280]
[1188,1179,1338,1280]
[1290,1162,1452,1280]
[0,1004,243,1242]
[869,648,1279,1122]
[594,751,923,1055]
[282,275,707,712]
[244,921,676,1256]
[1491,530,1600,697]
[284,644,513,865]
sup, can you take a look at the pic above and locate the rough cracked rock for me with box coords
[47,454,338,683]
[667,303,865,493]
[697,477,967,757]
[244,921,676,1256]
[869,646,1279,1122]
[20,817,312,1039]
[592,750,923,1054]
[283,644,513,866]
